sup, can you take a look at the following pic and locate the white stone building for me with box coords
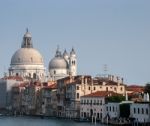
[130,102,150,123]
[80,91,113,121]
[105,102,120,119]
[49,47,77,81]
[0,76,23,108]
[9,29,46,81]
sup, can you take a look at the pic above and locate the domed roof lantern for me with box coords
[55,45,62,57]
[70,47,76,55]
[21,28,33,48]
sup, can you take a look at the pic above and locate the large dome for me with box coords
[49,57,68,69]
[11,48,44,65]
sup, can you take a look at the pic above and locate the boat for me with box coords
[74,118,91,122]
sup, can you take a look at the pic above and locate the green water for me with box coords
[0,116,108,126]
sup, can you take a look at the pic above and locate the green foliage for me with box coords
[120,104,130,118]
[144,83,150,94]
[106,95,125,103]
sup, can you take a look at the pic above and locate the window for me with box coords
[90,100,92,105]
[54,70,56,74]
[94,100,96,105]
[106,87,108,91]
[146,108,149,115]
[142,108,144,114]
[120,87,123,91]
[33,73,36,79]
[138,108,140,114]
[134,108,136,114]
[106,107,108,111]
[77,93,79,99]
[100,100,102,105]
[76,86,79,90]
[87,100,89,105]
[97,100,99,105]
[114,87,117,91]
[113,106,115,112]
[110,106,111,112]
[89,87,90,90]
[94,87,96,90]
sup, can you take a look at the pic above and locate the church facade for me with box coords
[49,47,77,81]
[9,29,77,81]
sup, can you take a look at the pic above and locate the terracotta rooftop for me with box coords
[43,83,57,89]
[126,85,144,93]
[82,91,118,98]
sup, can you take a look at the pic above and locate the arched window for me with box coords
[106,87,108,91]
[33,73,36,79]
[29,73,31,77]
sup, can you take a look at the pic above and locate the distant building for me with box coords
[105,102,120,119]
[41,83,57,116]
[0,76,23,109]
[80,91,117,121]
[49,47,77,81]
[130,102,150,123]
[56,75,126,118]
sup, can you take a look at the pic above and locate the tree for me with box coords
[144,83,150,94]
[106,95,125,103]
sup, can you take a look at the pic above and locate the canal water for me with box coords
[0,116,108,126]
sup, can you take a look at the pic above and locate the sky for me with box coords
[0,0,150,85]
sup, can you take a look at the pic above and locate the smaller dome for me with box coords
[49,57,68,70]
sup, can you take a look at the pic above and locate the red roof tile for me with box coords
[43,83,57,89]
[82,91,118,97]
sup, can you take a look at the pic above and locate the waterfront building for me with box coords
[105,102,120,119]
[9,29,46,81]
[12,82,27,114]
[80,91,117,121]
[17,82,43,115]
[0,76,23,109]
[56,75,126,118]
[49,47,77,81]
[130,102,150,123]
[41,82,57,116]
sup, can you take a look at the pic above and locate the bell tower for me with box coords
[69,48,77,76]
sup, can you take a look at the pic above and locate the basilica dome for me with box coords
[9,29,46,81]
[49,57,68,69]
[11,48,44,65]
